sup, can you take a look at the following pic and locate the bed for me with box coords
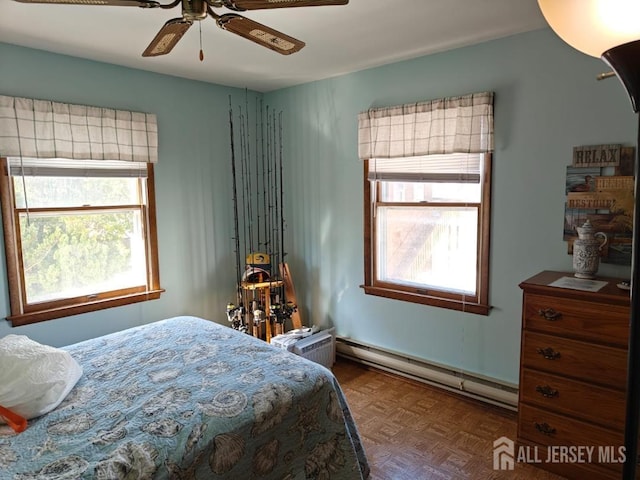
[0,316,370,479]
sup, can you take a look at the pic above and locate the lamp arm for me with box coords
[596,71,616,81]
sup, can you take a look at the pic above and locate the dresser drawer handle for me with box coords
[536,347,561,360]
[537,308,562,321]
[535,385,559,398]
[534,422,557,436]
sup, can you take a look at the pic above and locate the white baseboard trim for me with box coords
[336,337,518,411]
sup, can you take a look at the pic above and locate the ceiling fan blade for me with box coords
[142,18,192,57]
[221,0,347,10]
[216,14,304,55]
[13,0,158,6]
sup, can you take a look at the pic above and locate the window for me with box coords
[358,92,493,314]
[362,153,492,314]
[0,95,162,326]
[0,158,162,326]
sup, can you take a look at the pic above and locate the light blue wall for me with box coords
[264,28,635,384]
[0,42,248,346]
[0,27,636,385]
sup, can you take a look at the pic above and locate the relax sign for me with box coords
[573,144,621,167]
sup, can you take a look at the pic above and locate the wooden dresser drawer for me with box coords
[520,368,625,430]
[521,331,627,388]
[518,404,625,474]
[523,293,629,346]
[518,272,632,480]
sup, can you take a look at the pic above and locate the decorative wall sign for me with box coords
[572,144,621,167]
[563,147,635,266]
[565,166,599,196]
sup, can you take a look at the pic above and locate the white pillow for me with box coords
[0,334,83,422]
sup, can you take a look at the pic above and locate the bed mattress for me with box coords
[0,315,369,479]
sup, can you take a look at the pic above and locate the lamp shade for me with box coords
[537,0,640,57]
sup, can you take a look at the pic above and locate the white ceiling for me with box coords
[0,0,548,92]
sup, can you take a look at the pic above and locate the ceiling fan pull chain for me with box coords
[199,22,204,61]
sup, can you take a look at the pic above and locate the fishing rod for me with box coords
[238,109,248,269]
[278,111,294,321]
[240,109,253,255]
[272,108,296,326]
[271,109,278,275]
[265,106,272,260]
[272,110,279,275]
[228,97,242,298]
[265,107,278,326]
[255,98,261,254]
[227,96,297,334]
[226,97,245,332]
[261,99,267,253]
[239,107,260,328]
[278,110,285,298]
[244,91,255,254]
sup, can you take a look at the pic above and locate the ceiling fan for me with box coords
[13,0,349,57]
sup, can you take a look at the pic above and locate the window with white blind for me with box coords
[0,95,162,326]
[0,158,163,326]
[359,92,493,314]
[363,153,491,313]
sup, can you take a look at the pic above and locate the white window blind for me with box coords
[7,157,148,178]
[0,95,158,163]
[358,91,494,159]
[368,153,482,183]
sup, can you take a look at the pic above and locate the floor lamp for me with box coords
[537,1,640,478]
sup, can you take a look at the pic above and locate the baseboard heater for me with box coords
[336,337,518,411]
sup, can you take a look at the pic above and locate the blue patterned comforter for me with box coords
[0,316,369,479]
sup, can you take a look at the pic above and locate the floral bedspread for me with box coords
[0,316,369,479]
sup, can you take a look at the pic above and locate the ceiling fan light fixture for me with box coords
[182,0,207,21]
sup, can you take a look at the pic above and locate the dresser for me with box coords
[518,271,631,479]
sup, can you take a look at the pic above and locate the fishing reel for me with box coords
[226,302,246,333]
[269,301,297,324]
[253,304,266,324]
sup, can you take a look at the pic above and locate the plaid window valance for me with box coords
[358,91,494,159]
[0,95,158,163]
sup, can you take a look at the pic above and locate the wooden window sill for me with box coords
[7,289,165,327]
[361,285,490,316]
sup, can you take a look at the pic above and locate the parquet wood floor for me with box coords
[332,358,566,480]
